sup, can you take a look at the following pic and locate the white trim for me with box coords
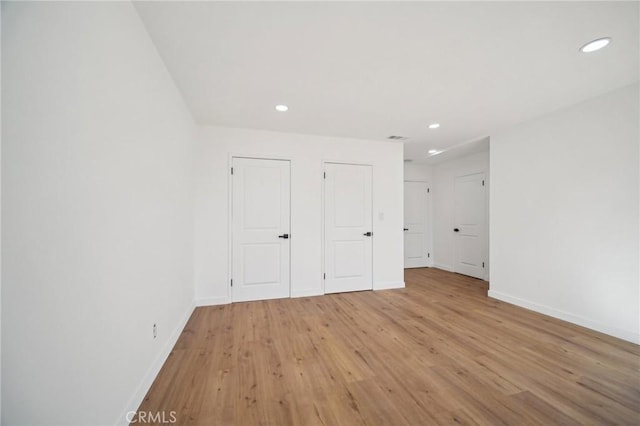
[116,300,196,426]
[374,281,405,290]
[488,290,640,345]
[196,296,230,307]
[320,160,326,295]
[227,155,233,303]
[434,263,453,272]
[484,172,490,282]
[291,288,324,298]
[322,159,373,167]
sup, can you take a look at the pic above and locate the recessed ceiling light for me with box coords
[580,37,611,53]
[428,123,440,129]
[275,104,289,112]
[428,149,438,154]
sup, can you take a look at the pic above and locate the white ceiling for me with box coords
[134,1,639,162]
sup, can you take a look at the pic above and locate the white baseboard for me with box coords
[291,289,323,298]
[117,300,196,425]
[195,296,230,307]
[434,263,453,272]
[488,290,640,345]
[374,281,405,290]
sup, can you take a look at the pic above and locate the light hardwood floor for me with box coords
[136,268,640,425]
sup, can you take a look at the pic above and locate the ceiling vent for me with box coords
[387,135,408,141]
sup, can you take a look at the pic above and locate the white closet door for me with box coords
[324,163,373,294]
[404,181,431,268]
[232,157,290,302]
[453,172,486,279]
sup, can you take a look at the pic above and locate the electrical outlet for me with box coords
[153,323,157,339]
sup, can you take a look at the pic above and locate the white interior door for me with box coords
[231,157,290,302]
[324,163,373,294]
[453,172,486,279]
[404,181,431,268]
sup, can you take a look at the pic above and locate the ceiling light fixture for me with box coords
[428,123,440,129]
[580,37,611,53]
[428,149,439,154]
[275,104,289,112]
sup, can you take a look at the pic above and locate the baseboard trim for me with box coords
[488,290,640,345]
[434,263,453,272]
[195,296,230,307]
[117,300,196,425]
[374,281,405,290]
[291,289,323,298]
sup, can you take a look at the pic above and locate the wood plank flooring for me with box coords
[135,268,640,425]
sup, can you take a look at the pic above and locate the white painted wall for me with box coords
[490,83,639,344]
[2,3,196,425]
[432,151,490,279]
[403,163,433,182]
[194,126,404,303]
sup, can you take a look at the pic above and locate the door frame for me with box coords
[403,180,434,268]
[228,154,293,302]
[321,160,374,294]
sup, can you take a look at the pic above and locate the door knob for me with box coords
[278,234,289,239]
[453,228,460,232]
[403,228,409,231]
[363,232,373,237]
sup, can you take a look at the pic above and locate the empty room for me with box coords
[2,1,639,425]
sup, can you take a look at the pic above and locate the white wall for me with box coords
[403,163,433,182]
[432,151,490,278]
[490,83,639,344]
[2,3,196,425]
[194,126,404,303]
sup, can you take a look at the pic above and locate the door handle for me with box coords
[403,228,409,231]
[453,228,460,232]
[278,233,289,239]
[363,232,373,237]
